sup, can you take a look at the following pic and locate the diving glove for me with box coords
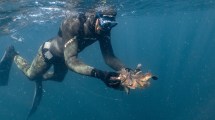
[91,69,121,89]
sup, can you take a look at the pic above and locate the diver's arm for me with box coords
[99,35,126,71]
[64,37,93,76]
[63,37,120,88]
[63,37,108,78]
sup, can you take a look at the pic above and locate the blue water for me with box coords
[1,0,215,120]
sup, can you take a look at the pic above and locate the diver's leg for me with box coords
[14,46,51,80]
[43,59,68,82]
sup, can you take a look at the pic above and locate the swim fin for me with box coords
[26,80,43,120]
[0,45,17,86]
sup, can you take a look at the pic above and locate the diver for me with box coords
[0,6,128,88]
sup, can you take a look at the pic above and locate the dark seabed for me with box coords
[1,0,215,120]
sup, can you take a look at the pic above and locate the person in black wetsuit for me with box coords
[0,6,129,88]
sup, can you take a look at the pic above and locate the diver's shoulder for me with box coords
[60,17,81,31]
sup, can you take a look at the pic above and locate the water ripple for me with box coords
[1,0,215,40]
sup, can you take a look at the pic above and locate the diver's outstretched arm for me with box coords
[99,35,126,71]
[64,37,94,76]
[63,37,121,88]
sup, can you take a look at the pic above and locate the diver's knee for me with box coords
[27,72,38,80]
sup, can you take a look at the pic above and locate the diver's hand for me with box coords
[103,72,121,89]
[91,69,121,89]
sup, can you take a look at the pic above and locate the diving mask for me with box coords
[96,12,118,31]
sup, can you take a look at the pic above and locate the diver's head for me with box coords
[94,6,118,33]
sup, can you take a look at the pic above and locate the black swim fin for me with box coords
[0,45,17,86]
[26,80,43,120]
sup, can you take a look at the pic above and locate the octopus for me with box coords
[111,64,158,94]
